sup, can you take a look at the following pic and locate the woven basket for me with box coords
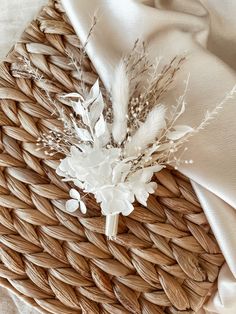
[0,1,224,313]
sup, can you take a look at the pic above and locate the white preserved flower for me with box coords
[57,141,161,227]
[66,189,87,214]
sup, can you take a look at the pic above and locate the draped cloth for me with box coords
[61,1,236,313]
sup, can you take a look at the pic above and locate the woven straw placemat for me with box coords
[0,1,224,313]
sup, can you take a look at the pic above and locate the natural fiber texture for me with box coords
[0,1,224,313]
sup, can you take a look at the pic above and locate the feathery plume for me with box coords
[125,105,166,156]
[111,61,130,143]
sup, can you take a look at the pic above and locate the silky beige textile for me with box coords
[0,0,46,60]
[61,0,236,313]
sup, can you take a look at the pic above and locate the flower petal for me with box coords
[69,188,81,200]
[66,199,79,212]
[136,191,149,206]
[122,201,134,216]
[79,201,87,214]
[146,182,157,193]
[73,180,84,189]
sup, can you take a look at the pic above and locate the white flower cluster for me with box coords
[56,79,163,219]
[57,145,162,216]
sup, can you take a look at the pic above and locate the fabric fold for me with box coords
[193,182,236,313]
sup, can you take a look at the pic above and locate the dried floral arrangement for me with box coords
[21,31,236,238]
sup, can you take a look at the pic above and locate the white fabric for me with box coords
[0,0,46,59]
[193,183,236,314]
[0,288,37,314]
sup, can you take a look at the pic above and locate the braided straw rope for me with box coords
[0,1,224,313]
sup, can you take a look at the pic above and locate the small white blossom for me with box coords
[66,188,87,213]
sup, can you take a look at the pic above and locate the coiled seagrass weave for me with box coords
[0,1,224,313]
